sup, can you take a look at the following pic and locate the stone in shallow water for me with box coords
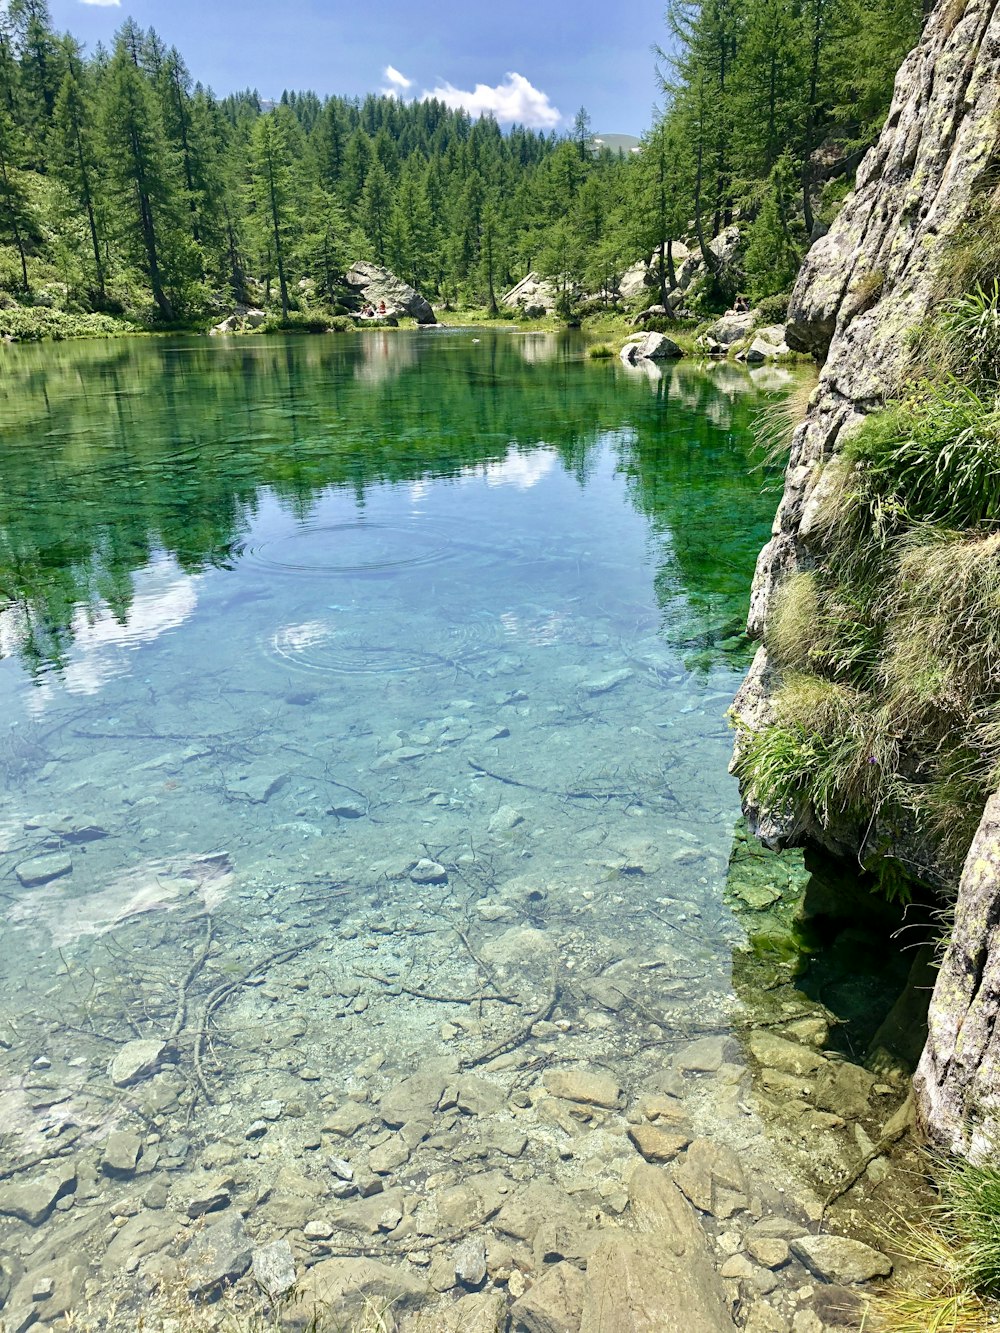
[454,1236,488,1289]
[544,1068,622,1109]
[813,1061,876,1120]
[673,1139,748,1220]
[369,1134,409,1175]
[628,1124,690,1163]
[0,1161,76,1226]
[748,1032,826,1077]
[675,1036,733,1073]
[581,668,632,696]
[285,1257,430,1331]
[101,1131,142,1179]
[410,858,448,884]
[15,853,72,887]
[225,769,287,803]
[185,1215,253,1297]
[509,1260,587,1333]
[107,1039,167,1088]
[252,1238,296,1299]
[790,1235,892,1284]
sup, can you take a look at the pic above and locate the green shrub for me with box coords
[754,292,791,325]
[262,312,332,334]
[0,306,134,342]
[588,342,615,359]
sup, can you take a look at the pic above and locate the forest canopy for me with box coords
[0,0,923,326]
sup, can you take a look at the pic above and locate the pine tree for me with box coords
[357,158,393,264]
[99,37,184,320]
[0,102,34,290]
[249,107,297,317]
[51,59,106,301]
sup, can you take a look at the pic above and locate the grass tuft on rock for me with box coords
[879,1156,1000,1331]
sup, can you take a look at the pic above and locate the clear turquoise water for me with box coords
[0,330,824,1317]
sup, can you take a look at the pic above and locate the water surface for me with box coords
[0,331,879,1328]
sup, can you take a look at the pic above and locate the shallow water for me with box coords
[0,332,913,1330]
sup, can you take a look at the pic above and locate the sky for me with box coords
[46,0,668,136]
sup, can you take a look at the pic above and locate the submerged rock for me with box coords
[510,1260,587,1333]
[544,1068,622,1109]
[108,1039,168,1088]
[0,1160,76,1226]
[284,1257,430,1329]
[101,1130,142,1179]
[790,1234,892,1284]
[15,852,72,887]
[186,1215,253,1297]
[252,1238,296,1299]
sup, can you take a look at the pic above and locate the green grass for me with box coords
[878,1156,1000,1331]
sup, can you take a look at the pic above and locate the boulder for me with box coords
[186,1215,253,1297]
[620,331,683,364]
[345,260,436,324]
[580,1164,736,1332]
[701,310,756,349]
[101,1131,142,1179]
[15,852,72,887]
[503,272,560,315]
[252,1238,296,1299]
[0,1161,76,1226]
[741,324,790,362]
[544,1068,622,1109]
[619,259,651,300]
[672,1139,748,1219]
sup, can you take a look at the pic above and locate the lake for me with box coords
[0,331,910,1330]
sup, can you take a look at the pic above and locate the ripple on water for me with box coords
[234,519,459,576]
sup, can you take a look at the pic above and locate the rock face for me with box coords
[344,261,436,324]
[730,0,1000,1154]
[917,794,1000,1156]
[502,272,561,315]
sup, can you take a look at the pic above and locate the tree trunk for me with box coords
[0,141,29,293]
[75,127,105,300]
[266,150,289,319]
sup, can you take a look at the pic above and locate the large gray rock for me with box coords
[345,261,436,324]
[108,1038,168,1088]
[186,1215,252,1297]
[510,1260,587,1333]
[733,0,1000,866]
[620,331,683,365]
[740,324,790,362]
[502,271,560,315]
[702,310,756,349]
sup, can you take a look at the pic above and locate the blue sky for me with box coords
[48,0,667,136]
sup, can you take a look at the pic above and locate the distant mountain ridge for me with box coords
[591,132,641,154]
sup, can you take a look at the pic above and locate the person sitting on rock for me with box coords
[378,300,387,316]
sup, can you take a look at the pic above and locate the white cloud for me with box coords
[79,0,122,6]
[382,65,413,98]
[422,72,561,129]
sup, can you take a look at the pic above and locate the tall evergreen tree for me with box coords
[99,37,183,319]
[249,107,297,317]
[51,57,106,301]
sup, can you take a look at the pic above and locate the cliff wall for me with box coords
[733,0,1000,1153]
